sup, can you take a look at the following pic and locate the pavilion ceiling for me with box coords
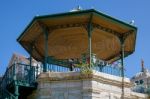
[17,9,137,63]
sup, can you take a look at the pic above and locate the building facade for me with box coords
[27,71,148,99]
[131,60,150,95]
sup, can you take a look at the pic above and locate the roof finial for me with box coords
[77,5,82,10]
[141,59,144,72]
[70,5,82,12]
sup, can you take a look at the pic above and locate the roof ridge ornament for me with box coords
[70,5,82,12]
[129,20,135,25]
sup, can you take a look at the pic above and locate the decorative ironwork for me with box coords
[92,23,122,38]
[132,85,150,94]
[0,63,38,99]
[123,30,134,42]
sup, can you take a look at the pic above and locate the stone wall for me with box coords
[27,71,148,99]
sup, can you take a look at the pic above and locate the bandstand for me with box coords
[0,9,138,99]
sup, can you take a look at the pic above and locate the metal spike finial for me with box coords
[141,59,144,72]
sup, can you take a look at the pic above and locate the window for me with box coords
[140,79,144,84]
[135,81,139,85]
[135,80,144,85]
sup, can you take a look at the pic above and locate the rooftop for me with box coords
[17,9,137,65]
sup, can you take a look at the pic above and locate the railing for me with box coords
[0,63,38,89]
[0,87,16,99]
[46,56,122,76]
[94,65,121,76]
[0,63,39,99]
[0,60,121,98]
[46,63,121,76]
[0,61,121,92]
[132,85,145,93]
[47,64,80,72]
[131,85,150,94]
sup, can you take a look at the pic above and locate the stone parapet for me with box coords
[27,71,148,99]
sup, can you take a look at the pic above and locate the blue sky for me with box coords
[0,0,150,77]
